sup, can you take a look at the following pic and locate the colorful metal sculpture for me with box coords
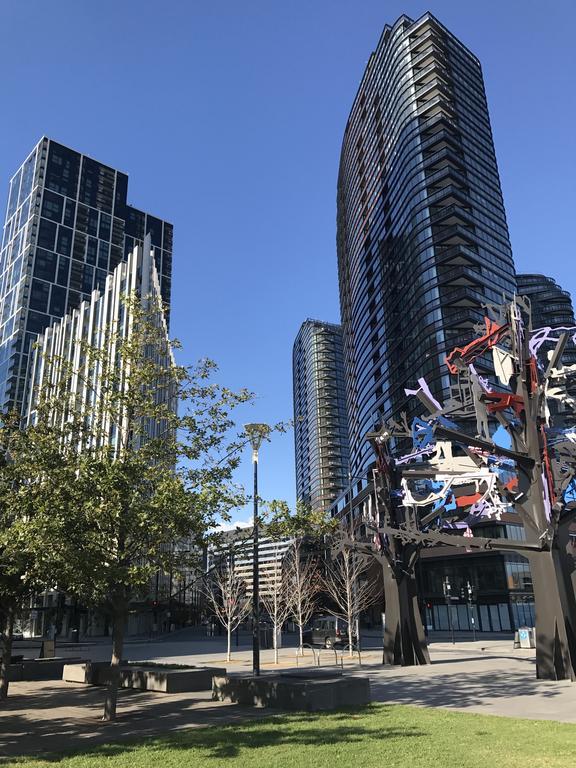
[362,297,576,679]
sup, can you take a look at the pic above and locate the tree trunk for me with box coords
[348,615,354,658]
[382,564,430,666]
[528,547,576,681]
[273,622,278,664]
[227,624,231,662]
[299,623,303,655]
[102,605,127,721]
[0,606,14,701]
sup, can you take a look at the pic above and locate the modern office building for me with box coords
[208,527,294,599]
[336,12,517,478]
[0,137,173,415]
[293,319,350,512]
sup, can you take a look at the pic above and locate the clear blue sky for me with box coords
[1,1,574,523]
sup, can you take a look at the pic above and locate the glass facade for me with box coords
[418,549,535,633]
[293,319,350,512]
[336,13,517,478]
[0,137,173,414]
[517,273,576,359]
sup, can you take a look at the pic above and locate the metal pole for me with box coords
[444,578,455,645]
[468,581,477,642]
[252,451,260,676]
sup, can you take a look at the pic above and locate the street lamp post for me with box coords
[245,423,271,677]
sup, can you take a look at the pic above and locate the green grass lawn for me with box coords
[5,704,576,768]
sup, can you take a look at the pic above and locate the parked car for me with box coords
[302,617,357,649]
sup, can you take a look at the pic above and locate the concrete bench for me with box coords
[9,657,86,682]
[63,662,226,693]
[212,672,371,711]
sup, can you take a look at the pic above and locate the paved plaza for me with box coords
[2,635,576,760]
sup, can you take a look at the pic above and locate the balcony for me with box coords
[430,203,474,227]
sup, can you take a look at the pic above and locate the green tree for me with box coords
[24,293,252,720]
[0,408,85,700]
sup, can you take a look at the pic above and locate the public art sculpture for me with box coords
[359,297,576,680]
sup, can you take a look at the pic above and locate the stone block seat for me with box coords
[212,671,371,711]
[63,662,226,693]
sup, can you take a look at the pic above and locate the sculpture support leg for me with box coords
[382,566,402,665]
[528,549,576,681]
[382,565,430,666]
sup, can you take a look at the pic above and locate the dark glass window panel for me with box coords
[163,223,173,251]
[124,236,134,257]
[49,285,67,317]
[63,198,76,227]
[67,291,81,312]
[56,256,70,287]
[98,240,109,269]
[73,232,86,261]
[87,207,99,237]
[125,207,145,239]
[37,218,57,250]
[82,264,94,293]
[41,190,64,222]
[29,279,50,312]
[109,245,122,269]
[75,203,89,233]
[69,260,83,291]
[145,215,162,247]
[45,142,80,198]
[56,226,73,257]
[99,212,111,241]
[79,157,115,213]
[161,249,172,277]
[111,218,124,246]
[86,237,98,265]
[33,248,57,282]
[114,172,128,218]
[95,269,107,291]
[26,310,50,334]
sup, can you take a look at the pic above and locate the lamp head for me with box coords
[244,423,271,460]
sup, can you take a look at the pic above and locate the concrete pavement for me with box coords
[2,638,575,762]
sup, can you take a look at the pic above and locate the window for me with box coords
[41,190,64,223]
[33,249,57,282]
[29,279,50,313]
[37,219,57,250]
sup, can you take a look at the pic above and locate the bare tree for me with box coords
[323,543,379,657]
[204,565,251,661]
[260,547,292,664]
[284,539,320,655]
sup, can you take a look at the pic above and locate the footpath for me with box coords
[1,639,575,762]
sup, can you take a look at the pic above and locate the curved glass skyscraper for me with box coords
[337,13,516,477]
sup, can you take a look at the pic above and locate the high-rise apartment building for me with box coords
[517,273,576,416]
[517,273,576,336]
[337,13,517,477]
[0,137,173,414]
[293,319,350,512]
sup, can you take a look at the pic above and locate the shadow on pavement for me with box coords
[0,703,422,764]
[369,662,564,710]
